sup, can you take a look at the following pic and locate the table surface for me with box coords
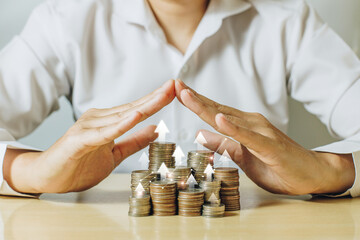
[0,173,359,240]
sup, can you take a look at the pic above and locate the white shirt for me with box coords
[1,0,360,197]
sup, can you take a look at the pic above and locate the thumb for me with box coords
[112,125,158,166]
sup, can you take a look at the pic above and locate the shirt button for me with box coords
[182,64,189,74]
[178,129,189,141]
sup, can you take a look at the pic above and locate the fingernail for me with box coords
[216,113,227,120]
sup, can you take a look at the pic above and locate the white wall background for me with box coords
[0,0,359,169]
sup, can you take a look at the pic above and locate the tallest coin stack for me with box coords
[148,142,176,172]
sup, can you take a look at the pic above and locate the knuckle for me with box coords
[126,102,135,109]
[233,146,244,160]
[216,103,226,112]
[253,112,265,119]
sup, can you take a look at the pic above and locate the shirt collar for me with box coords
[114,0,252,27]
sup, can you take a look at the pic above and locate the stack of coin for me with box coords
[150,181,177,216]
[166,167,191,190]
[187,150,215,182]
[200,180,221,204]
[128,195,151,217]
[202,203,225,218]
[178,189,205,217]
[149,142,176,172]
[214,167,240,211]
[131,170,158,196]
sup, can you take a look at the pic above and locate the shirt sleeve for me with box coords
[286,1,360,197]
[0,2,71,197]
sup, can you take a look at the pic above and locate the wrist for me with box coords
[4,149,43,194]
[313,152,355,195]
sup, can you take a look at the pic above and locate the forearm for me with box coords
[314,152,355,195]
[3,149,42,194]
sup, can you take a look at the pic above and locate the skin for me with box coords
[3,80,175,193]
[2,0,355,195]
[147,0,209,54]
[174,79,355,195]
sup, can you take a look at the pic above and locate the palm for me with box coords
[69,144,116,192]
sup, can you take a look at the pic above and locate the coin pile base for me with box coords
[150,181,177,216]
[202,204,226,218]
[128,195,151,217]
[178,189,204,217]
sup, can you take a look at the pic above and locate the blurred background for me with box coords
[0,0,359,169]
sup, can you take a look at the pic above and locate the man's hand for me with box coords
[175,79,355,195]
[4,80,176,194]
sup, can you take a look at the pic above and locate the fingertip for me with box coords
[215,113,233,133]
[162,79,174,89]
[215,113,227,123]
[145,125,158,136]
[130,111,143,122]
[165,80,176,98]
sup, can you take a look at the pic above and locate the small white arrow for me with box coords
[135,183,145,198]
[158,162,169,180]
[204,164,214,181]
[173,146,185,166]
[194,132,207,150]
[138,152,149,169]
[219,149,232,167]
[208,193,218,205]
[186,174,198,189]
[155,120,169,142]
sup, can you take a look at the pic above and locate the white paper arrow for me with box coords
[155,120,169,142]
[135,183,145,198]
[194,132,207,150]
[173,146,185,166]
[186,174,198,189]
[158,162,169,180]
[138,152,149,169]
[204,164,214,181]
[219,149,232,167]
[208,193,218,205]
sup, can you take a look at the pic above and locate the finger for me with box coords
[93,79,175,117]
[79,111,143,147]
[198,129,269,173]
[175,79,248,119]
[175,79,216,107]
[113,125,158,166]
[198,130,240,159]
[79,91,173,129]
[215,113,274,154]
[179,85,253,131]
[180,88,220,129]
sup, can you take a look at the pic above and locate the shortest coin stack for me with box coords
[202,204,225,218]
[178,189,205,217]
[128,195,151,217]
[150,181,177,216]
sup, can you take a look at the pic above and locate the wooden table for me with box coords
[0,173,358,240]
